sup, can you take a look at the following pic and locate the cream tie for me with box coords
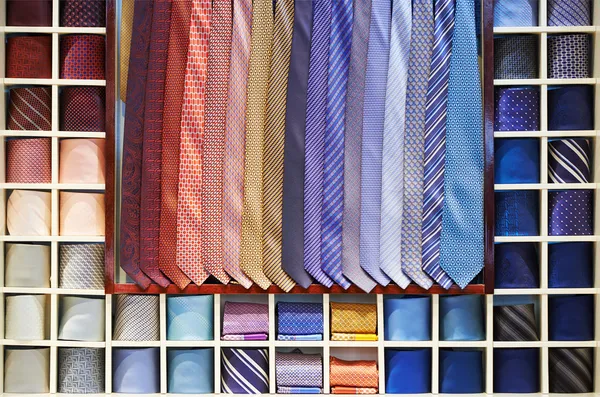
[5,294,46,340]
[7,190,51,236]
[59,138,106,184]
[4,348,50,393]
[59,192,105,235]
[5,243,50,287]
[58,296,105,341]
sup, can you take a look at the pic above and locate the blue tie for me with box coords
[548,138,592,183]
[548,242,593,288]
[167,348,214,393]
[547,0,591,26]
[277,302,323,340]
[221,348,269,394]
[494,348,540,393]
[548,85,594,130]
[495,139,540,184]
[385,349,431,393]
[548,190,593,236]
[495,243,539,288]
[166,295,214,341]
[439,295,485,341]
[495,190,539,236]
[493,0,539,27]
[439,350,484,393]
[112,348,160,393]
[494,87,540,131]
[384,296,431,341]
[549,295,594,341]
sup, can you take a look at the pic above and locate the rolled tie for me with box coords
[59,138,106,184]
[59,191,105,236]
[7,87,52,131]
[113,295,160,341]
[59,243,105,289]
[5,294,46,340]
[60,35,105,80]
[439,350,484,393]
[548,34,591,79]
[5,243,51,287]
[494,87,540,131]
[276,350,323,394]
[167,295,214,341]
[493,348,540,393]
[495,190,539,236]
[6,0,52,26]
[330,302,378,341]
[495,243,539,288]
[548,190,593,236]
[168,348,214,393]
[439,295,485,341]
[7,190,51,236]
[6,35,52,78]
[330,356,378,394]
[58,347,105,393]
[548,138,591,183]
[494,304,539,341]
[495,139,540,183]
[494,35,538,79]
[549,242,593,288]
[277,302,323,341]
[222,301,269,340]
[60,87,106,132]
[4,347,50,393]
[547,0,592,26]
[549,348,593,393]
[549,294,594,340]
[385,349,431,394]
[493,0,539,27]
[384,296,431,341]
[221,348,269,394]
[58,296,105,341]
[7,138,52,184]
[112,348,160,393]
[61,0,106,27]
[548,85,594,130]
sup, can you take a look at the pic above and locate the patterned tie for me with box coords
[495,190,539,236]
[330,356,379,394]
[6,138,51,184]
[548,138,592,183]
[548,34,590,79]
[61,0,105,27]
[223,0,253,288]
[221,348,269,394]
[120,0,135,101]
[494,88,540,131]
[330,302,377,341]
[159,0,193,290]
[263,0,296,292]
[60,87,106,132]
[222,302,269,340]
[60,35,105,80]
[494,35,538,79]
[549,348,593,393]
[113,295,160,341]
[166,295,214,341]
[176,0,211,285]
[202,0,233,284]
[493,0,538,27]
[547,0,591,26]
[548,190,593,236]
[276,350,323,394]
[6,0,52,26]
[6,36,52,78]
[240,0,273,290]
[303,0,335,288]
[7,87,52,131]
[403,0,434,289]
[495,243,539,288]
[58,348,104,393]
[59,244,105,289]
[277,302,323,340]
[494,304,539,341]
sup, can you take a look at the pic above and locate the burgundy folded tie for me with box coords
[60,35,106,80]
[6,138,52,184]
[60,87,106,132]
[6,36,52,79]
[61,0,106,27]
[7,87,52,131]
[6,0,52,26]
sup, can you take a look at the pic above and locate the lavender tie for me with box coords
[276,350,323,394]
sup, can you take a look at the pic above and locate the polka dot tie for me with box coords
[494,87,540,131]
[548,190,593,236]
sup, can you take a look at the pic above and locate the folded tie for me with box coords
[277,302,323,340]
[330,356,378,394]
[439,350,484,393]
[113,295,160,341]
[6,0,52,26]
[59,243,105,289]
[58,296,105,341]
[548,190,593,236]
[548,34,591,79]
[549,348,593,393]
[385,349,431,393]
[495,139,540,183]
[59,192,105,236]
[112,348,160,393]
[221,348,269,394]
[440,295,485,341]
[547,0,592,26]
[494,35,538,79]
[330,302,378,341]
[548,85,594,130]
[168,348,214,393]
[493,348,539,393]
[61,0,106,27]
[59,138,106,184]
[494,87,540,131]
[548,138,592,183]
[58,348,105,393]
[384,296,431,341]
[6,35,52,78]
[7,138,51,183]
[276,350,323,393]
[60,35,105,79]
[495,243,539,288]
[4,348,50,393]
[167,295,214,341]
[7,87,52,131]
[495,190,539,236]
[493,0,539,27]
[60,87,106,131]
[494,304,539,341]
[5,243,50,287]
[222,301,269,340]
[549,294,594,340]
[7,190,51,236]
[5,294,46,340]
[549,242,593,288]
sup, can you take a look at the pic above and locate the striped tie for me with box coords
[549,348,593,393]
[494,304,539,341]
[548,138,592,183]
[547,0,591,26]
[221,348,269,394]
[7,87,52,131]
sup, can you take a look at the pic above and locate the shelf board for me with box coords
[494,130,598,138]
[494,236,598,243]
[493,26,596,34]
[0,236,105,242]
[0,183,106,190]
[494,78,596,86]
[3,78,106,86]
[2,287,105,295]
[0,130,106,138]
[495,183,597,190]
[2,26,106,34]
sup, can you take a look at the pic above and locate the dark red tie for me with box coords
[60,35,106,80]
[61,0,106,27]
[60,87,106,132]
[6,0,52,26]
[6,36,52,79]
[7,87,52,131]
[6,138,52,183]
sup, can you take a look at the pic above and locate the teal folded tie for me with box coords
[440,295,485,341]
[168,348,214,393]
[167,295,214,341]
[384,296,431,341]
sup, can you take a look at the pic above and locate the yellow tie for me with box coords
[119,0,135,102]
[331,302,379,341]
[262,0,296,292]
[239,0,273,290]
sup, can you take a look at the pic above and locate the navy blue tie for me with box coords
[385,349,431,393]
[494,87,540,131]
[548,242,593,288]
[548,85,594,131]
[549,295,594,341]
[548,190,593,236]
[495,243,539,288]
[495,191,539,236]
[494,348,540,393]
[495,138,540,184]
[439,350,483,393]
[548,138,592,183]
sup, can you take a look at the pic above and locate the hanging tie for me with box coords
[120,0,135,101]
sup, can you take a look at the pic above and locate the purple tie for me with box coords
[548,190,593,236]
[221,348,269,394]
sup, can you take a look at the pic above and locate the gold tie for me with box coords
[239,0,273,290]
[262,0,296,292]
[330,302,379,341]
[119,0,135,102]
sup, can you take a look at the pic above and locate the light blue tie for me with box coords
[167,348,214,393]
[439,0,484,288]
[494,0,539,27]
[167,295,214,341]
[359,0,391,286]
[440,295,485,341]
[384,296,431,341]
[380,0,411,288]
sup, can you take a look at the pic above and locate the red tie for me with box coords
[7,87,52,131]
[60,87,106,132]
[6,36,52,79]
[6,138,52,184]
[6,0,52,26]
[60,35,105,80]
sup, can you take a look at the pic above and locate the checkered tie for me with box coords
[494,35,538,79]
[60,35,105,80]
[61,0,105,27]
[59,244,105,289]
[60,87,106,132]
[113,295,160,341]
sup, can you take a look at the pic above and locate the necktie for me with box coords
[159,0,193,290]
[59,244,105,289]
[495,243,539,288]
[6,138,51,183]
[548,190,593,236]
[263,0,296,291]
[403,0,434,289]
[168,348,214,393]
[223,0,253,288]
[60,138,106,184]
[7,87,52,131]
[359,0,391,287]
[58,296,105,341]
[4,348,50,393]
[549,348,593,393]
[113,295,160,341]
[495,139,540,184]
[493,0,538,27]
[240,0,274,290]
[120,0,135,101]
[494,87,540,131]
[276,350,323,393]
[166,296,214,341]
[176,0,211,285]
[321,0,355,289]
[7,190,51,236]
[60,35,105,79]
[493,348,540,393]
[277,302,323,340]
[281,0,314,289]
[6,36,52,78]
[58,348,105,393]
[549,295,594,340]
[385,349,431,394]
[380,0,411,288]
[549,138,591,183]
[330,356,379,394]
[221,348,269,394]
[494,35,538,79]
[6,0,52,26]
[384,296,432,341]
[330,302,378,341]
[495,190,539,236]
[440,350,483,393]
[222,302,269,340]
[439,295,485,341]
[548,34,590,79]
[549,242,593,288]
[5,295,46,340]
[5,243,50,288]
[547,0,591,26]
[112,348,160,393]
[61,0,105,27]
[548,85,594,130]
[201,0,233,284]
[59,192,105,236]
[494,304,539,341]
[303,0,335,288]
[60,87,106,132]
